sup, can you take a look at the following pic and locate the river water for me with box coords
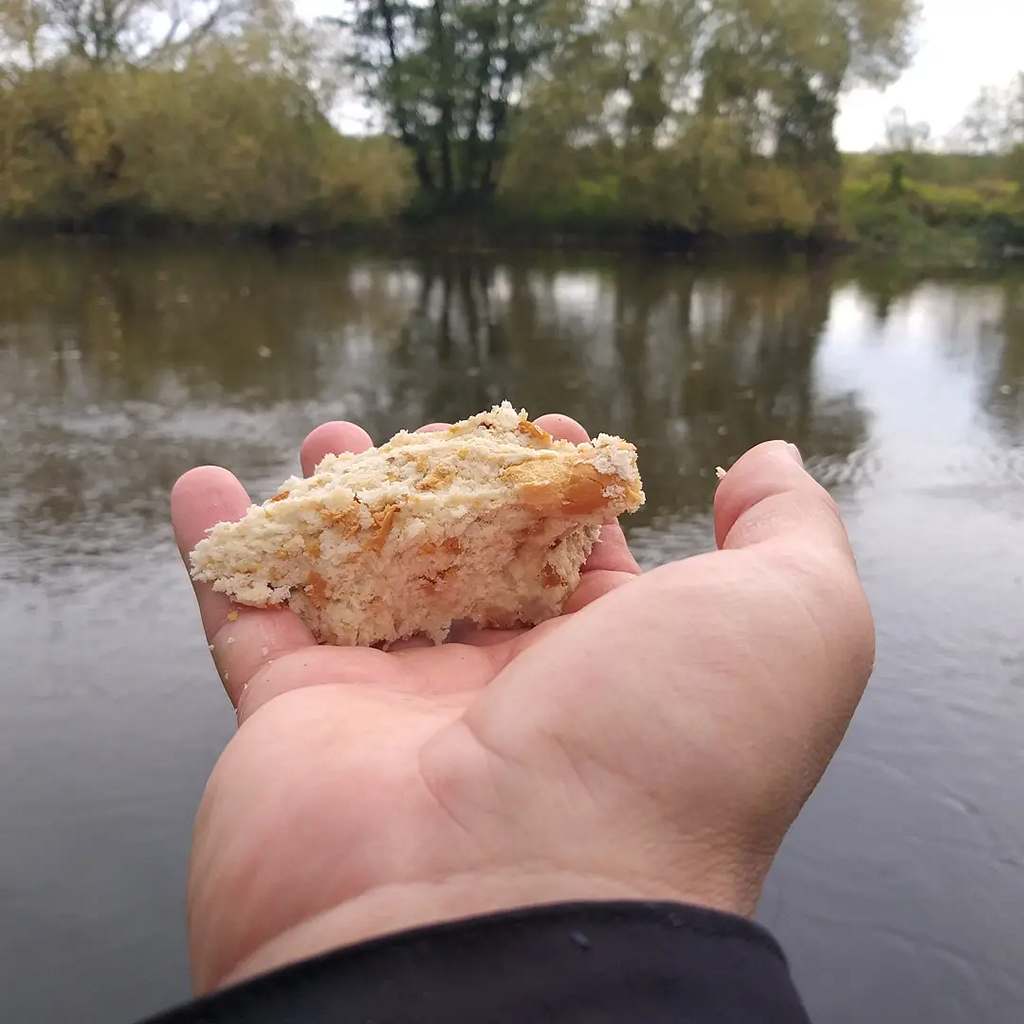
[0,238,1021,1022]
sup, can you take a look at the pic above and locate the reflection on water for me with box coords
[0,242,874,570]
[0,239,1022,1023]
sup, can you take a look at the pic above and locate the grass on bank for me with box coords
[840,153,1024,268]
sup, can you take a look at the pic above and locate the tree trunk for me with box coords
[376,0,436,194]
[463,3,499,200]
[432,0,454,201]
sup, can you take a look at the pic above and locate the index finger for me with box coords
[171,466,314,705]
[300,421,373,477]
[171,466,251,640]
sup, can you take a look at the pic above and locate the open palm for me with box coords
[171,414,874,994]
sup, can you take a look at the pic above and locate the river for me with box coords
[0,238,1021,1022]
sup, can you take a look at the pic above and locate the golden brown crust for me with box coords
[517,420,554,445]
[305,570,330,608]
[319,506,361,536]
[500,460,618,515]
[415,465,455,491]
[367,504,400,552]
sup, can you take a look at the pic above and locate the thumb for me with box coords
[714,441,852,562]
[714,440,875,713]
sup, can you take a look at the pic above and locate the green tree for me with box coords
[948,74,1024,189]
[1002,73,1024,145]
[881,105,930,194]
[1004,73,1024,187]
[1008,144,1024,193]
[884,106,929,152]
[956,86,1008,155]
[501,0,918,236]
[699,0,918,153]
[697,0,918,231]
[338,0,560,206]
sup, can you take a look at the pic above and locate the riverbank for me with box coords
[5,210,1021,271]
[3,168,1022,270]
[842,181,1024,270]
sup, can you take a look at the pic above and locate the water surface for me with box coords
[1,239,1021,1022]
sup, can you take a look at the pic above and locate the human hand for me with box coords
[171,415,874,994]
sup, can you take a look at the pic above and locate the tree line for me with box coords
[837,74,1024,264]
[0,0,414,229]
[6,0,1020,247]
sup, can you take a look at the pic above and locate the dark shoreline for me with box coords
[1,213,1021,273]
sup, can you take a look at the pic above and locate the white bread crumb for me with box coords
[191,402,645,647]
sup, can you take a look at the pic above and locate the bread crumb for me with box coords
[715,466,727,481]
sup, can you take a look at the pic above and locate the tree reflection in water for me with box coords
[3,239,1020,574]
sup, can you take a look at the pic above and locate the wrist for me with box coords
[206,861,762,993]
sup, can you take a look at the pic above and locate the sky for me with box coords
[300,0,1024,152]
[835,1,1024,151]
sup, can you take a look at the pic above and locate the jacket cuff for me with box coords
[145,900,811,1023]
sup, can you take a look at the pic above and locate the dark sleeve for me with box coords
[143,901,811,1024]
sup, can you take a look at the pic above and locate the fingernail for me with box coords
[786,443,803,466]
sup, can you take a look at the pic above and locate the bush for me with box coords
[498,117,829,240]
[0,62,414,232]
[840,171,1024,266]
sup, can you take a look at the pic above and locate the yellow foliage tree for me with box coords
[0,59,413,229]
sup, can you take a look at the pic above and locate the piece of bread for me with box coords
[190,402,644,646]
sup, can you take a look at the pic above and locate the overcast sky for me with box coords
[303,0,1024,152]
[836,1,1024,151]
